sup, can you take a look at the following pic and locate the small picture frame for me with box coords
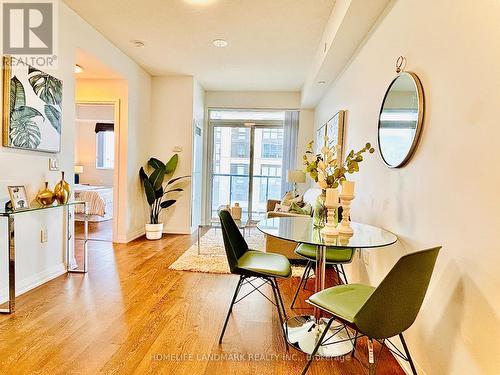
[8,185,30,211]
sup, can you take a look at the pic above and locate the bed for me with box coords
[74,184,113,222]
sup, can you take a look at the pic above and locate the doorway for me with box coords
[74,102,118,242]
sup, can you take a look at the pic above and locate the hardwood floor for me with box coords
[75,219,113,241]
[0,228,405,375]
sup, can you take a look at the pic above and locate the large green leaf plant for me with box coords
[9,76,43,149]
[28,66,62,133]
[139,154,189,224]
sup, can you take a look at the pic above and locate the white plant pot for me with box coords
[145,223,163,240]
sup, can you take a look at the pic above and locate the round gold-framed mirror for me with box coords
[377,71,424,168]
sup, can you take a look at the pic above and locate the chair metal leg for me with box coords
[301,317,335,375]
[351,330,359,356]
[340,264,348,284]
[399,333,418,375]
[219,276,243,343]
[333,264,340,284]
[291,261,311,309]
[273,278,288,320]
[302,261,312,290]
[270,278,289,351]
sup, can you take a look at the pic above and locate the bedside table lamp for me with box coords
[74,165,84,184]
[287,170,305,197]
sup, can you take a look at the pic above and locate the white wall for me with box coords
[206,91,300,109]
[150,76,197,234]
[64,6,152,243]
[314,1,500,374]
[191,79,205,229]
[0,2,151,302]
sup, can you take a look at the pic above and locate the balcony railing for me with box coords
[211,173,281,219]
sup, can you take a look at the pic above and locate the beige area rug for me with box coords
[169,228,308,278]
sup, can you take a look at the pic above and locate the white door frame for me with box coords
[75,100,121,242]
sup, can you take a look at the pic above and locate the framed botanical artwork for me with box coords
[315,124,327,154]
[326,110,346,163]
[2,56,62,153]
[8,185,30,211]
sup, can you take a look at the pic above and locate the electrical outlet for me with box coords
[41,229,48,243]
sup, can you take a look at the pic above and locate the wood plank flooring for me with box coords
[0,225,405,374]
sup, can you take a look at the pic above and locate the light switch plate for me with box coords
[41,229,48,243]
[49,157,60,171]
[173,146,183,152]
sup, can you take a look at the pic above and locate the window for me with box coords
[260,164,281,177]
[231,128,250,158]
[261,128,283,158]
[230,163,249,201]
[96,131,114,169]
[259,164,282,202]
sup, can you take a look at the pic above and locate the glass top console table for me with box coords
[257,216,397,357]
[0,201,89,314]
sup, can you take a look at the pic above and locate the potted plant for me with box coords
[303,136,374,227]
[139,154,189,240]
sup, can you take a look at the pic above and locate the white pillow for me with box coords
[280,191,294,206]
[274,203,291,213]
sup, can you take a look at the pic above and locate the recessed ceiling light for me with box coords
[131,40,145,48]
[318,80,326,85]
[75,65,83,73]
[212,39,228,48]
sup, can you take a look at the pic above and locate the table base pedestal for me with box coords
[285,315,354,357]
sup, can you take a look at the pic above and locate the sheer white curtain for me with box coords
[281,110,300,195]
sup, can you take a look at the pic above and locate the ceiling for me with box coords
[75,48,123,80]
[65,0,335,91]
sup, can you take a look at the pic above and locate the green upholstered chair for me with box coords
[290,243,354,309]
[218,209,292,347]
[301,247,441,375]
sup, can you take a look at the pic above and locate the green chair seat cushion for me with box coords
[237,250,292,278]
[295,243,354,263]
[308,283,375,323]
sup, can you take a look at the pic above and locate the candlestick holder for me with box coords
[338,194,355,235]
[320,203,339,238]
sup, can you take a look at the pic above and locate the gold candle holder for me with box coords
[337,194,355,235]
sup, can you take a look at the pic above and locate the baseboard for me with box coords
[116,227,146,243]
[0,263,66,304]
[163,226,194,235]
[390,341,426,375]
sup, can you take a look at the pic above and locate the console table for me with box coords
[0,201,89,314]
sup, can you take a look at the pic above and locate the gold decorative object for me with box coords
[54,171,71,204]
[36,182,55,206]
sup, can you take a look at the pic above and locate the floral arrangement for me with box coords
[303,136,375,190]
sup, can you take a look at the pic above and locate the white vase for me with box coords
[145,223,163,240]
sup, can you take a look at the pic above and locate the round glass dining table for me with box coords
[257,216,397,357]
